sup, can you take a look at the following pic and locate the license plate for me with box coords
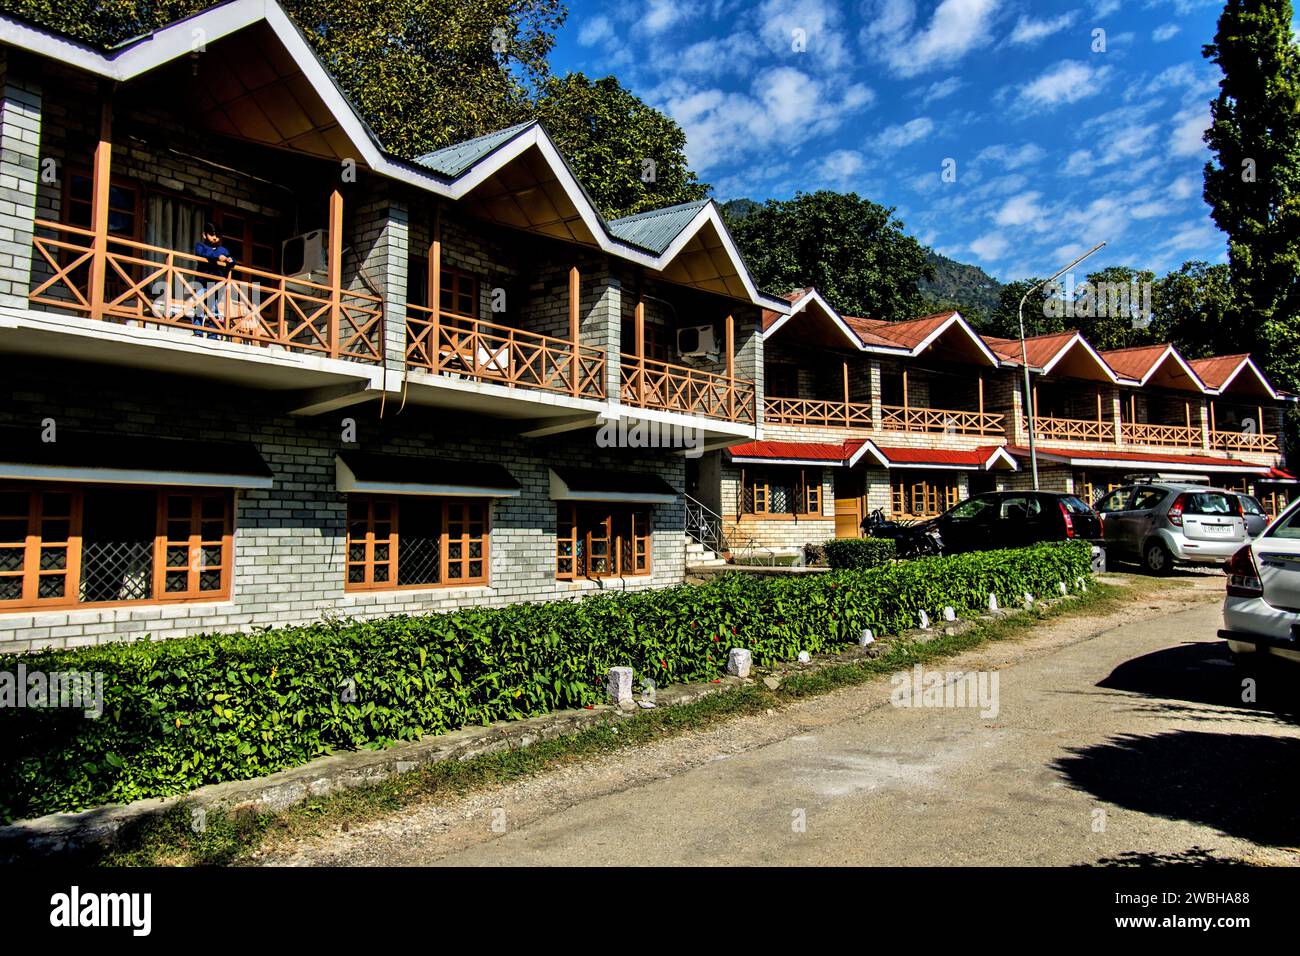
[1202,523,1232,536]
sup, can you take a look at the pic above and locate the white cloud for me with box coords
[1063,149,1096,177]
[641,0,687,35]
[1152,23,1180,42]
[1009,12,1079,46]
[577,16,614,47]
[920,76,963,103]
[863,0,999,78]
[759,0,849,68]
[1169,175,1200,200]
[994,191,1046,227]
[1093,0,1120,16]
[1016,60,1111,110]
[814,148,866,184]
[976,143,1046,169]
[1170,104,1210,157]
[969,231,1010,261]
[874,117,935,150]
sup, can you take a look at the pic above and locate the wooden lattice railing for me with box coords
[764,397,872,428]
[881,405,1005,436]
[1211,430,1280,452]
[621,355,756,423]
[1032,416,1113,443]
[1123,422,1204,448]
[29,220,383,362]
[405,305,605,399]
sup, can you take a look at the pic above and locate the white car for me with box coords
[1221,496,1300,664]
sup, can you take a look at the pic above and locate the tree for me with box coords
[1067,265,1158,351]
[1203,0,1300,381]
[1150,261,1236,358]
[533,74,708,220]
[725,191,932,322]
[982,279,1057,339]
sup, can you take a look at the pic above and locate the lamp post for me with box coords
[1018,241,1107,490]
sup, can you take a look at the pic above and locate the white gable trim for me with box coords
[1040,332,1120,383]
[762,288,875,349]
[1211,356,1281,400]
[909,312,1000,366]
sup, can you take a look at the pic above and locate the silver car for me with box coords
[1236,493,1269,537]
[1221,496,1300,665]
[1095,482,1248,574]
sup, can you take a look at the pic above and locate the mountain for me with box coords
[918,250,1003,326]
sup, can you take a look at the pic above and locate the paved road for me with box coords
[263,582,1300,866]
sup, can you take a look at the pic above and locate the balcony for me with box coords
[1211,430,1279,452]
[1032,416,1112,443]
[1123,422,1204,448]
[405,306,606,399]
[621,355,756,423]
[764,397,872,428]
[881,405,1004,437]
[29,221,384,363]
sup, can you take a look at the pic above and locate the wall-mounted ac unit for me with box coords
[677,324,717,359]
[282,229,328,281]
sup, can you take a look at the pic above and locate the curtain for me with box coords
[145,194,207,311]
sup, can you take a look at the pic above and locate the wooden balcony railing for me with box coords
[764,397,872,428]
[405,305,605,399]
[881,405,1004,436]
[28,220,384,362]
[1123,422,1204,448]
[1211,430,1280,452]
[621,355,756,423]
[1032,416,1113,443]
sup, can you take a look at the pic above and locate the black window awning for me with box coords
[0,427,273,489]
[336,452,521,497]
[548,467,679,504]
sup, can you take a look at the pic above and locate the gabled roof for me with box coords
[872,445,1018,471]
[0,1,790,311]
[726,439,882,467]
[762,288,895,351]
[607,200,712,254]
[848,310,1000,365]
[1100,344,1206,392]
[987,331,1117,382]
[1188,354,1281,399]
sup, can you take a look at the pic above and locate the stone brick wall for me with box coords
[0,53,40,311]
[0,359,687,652]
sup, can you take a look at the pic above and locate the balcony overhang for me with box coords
[336,452,520,497]
[1006,444,1272,475]
[548,467,679,505]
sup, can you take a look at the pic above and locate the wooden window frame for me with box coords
[889,472,959,519]
[740,467,822,519]
[439,267,480,320]
[0,483,233,612]
[345,495,489,592]
[555,504,652,580]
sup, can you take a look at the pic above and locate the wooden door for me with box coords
[833,469,862,538]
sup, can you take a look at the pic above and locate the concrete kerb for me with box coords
[0,590,1082,859]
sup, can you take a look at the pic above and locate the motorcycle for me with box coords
[862,508,943,559]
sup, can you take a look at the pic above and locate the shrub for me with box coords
[0,541,1092,822]
[823,537,896,569]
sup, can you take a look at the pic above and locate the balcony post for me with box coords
[1185,400,1192,439]
[843,360,850,427]
[1199,399,1212,451]
[327,188,343,358]
[725,313,735,420]
[568,266,580,396]
[902,367,910,431]
[635,297,645,406]
[88,91,113,321]
[428,205,441,373]
[978,374,985,430]
[1258,404,1266,447]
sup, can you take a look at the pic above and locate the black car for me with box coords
[926,491,1103,554]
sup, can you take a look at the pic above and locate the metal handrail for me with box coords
[684,494,728,554]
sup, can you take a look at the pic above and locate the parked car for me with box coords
[1236,493,1269,537]
[1220,496,1300,665]
[918,491,1102,555]
[1094,482,1247,574]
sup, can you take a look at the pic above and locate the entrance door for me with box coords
[834,469,862,538]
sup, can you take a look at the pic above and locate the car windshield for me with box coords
[1239,495,1265,516]
[1183,492,1237,515]
[1267,501,1300,538]
[1060,496,1092,515]
[947,497,995,520]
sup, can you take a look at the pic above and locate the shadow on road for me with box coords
[1096,640,1300,725]
[1055,731,1300,848]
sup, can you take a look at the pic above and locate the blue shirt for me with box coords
[195,239,235,278]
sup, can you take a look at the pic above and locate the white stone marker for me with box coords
[859,628,875,647]
[942,606,956,622]
[988,593,999,612]
[797,651,812,664]
[1023,592,1034,610]
[726,647,752,678]
[606,666,633,705]
[1058,581,1068,596]
[918,610,930,630]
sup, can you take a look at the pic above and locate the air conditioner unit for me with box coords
[677,324,717,359]
[281,229,328,281]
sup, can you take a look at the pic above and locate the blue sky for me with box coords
[548,0,1238,283]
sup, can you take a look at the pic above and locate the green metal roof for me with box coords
[607,200,711,254]
[413,122,537,178]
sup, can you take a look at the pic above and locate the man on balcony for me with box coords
[193,222,237,339]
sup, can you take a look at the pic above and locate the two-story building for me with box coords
[702,287,1292,556]
[0,1,783,650]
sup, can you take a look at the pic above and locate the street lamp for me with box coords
[1018,241,1107,490]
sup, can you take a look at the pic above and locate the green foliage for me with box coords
[981,278,1056,339]
[724,191,934,322]
[1150,261,1237,358]
[918,249,1003,326]
[821,537,896,570]
[0,542,1092,823]
[534,73,709,219]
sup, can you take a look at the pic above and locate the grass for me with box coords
[95,573,1189,867]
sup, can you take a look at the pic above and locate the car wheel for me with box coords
[1142,541,1171,575]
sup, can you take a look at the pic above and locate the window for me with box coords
[1095,488,1133,514]
[741,468,822,517]
[1130,487,1167,511]
[998,495,1042,521]
[346,496,488,590]
[620,317,673,362]
[890,473,959,518]
[0,484,232,611]
[66,173,140,239]
[439,268,479,319]
[947,495,996,521]
[766,363,800,397]
[556,505,651,579]
[1240,495,1266,517]
[1181,492,1237,516]
[213,209,278,272]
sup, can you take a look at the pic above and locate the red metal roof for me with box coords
[726,440,854,463]
[874,445,1008,467]
[844,312,956,349]
[985,331,1081,368]
[760,287,815,331]
[1187,354,1250,389]
[1006,445,1270,470]
[1098,344,1174,381]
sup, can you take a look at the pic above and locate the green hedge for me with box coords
[822,537,897,569]
[0,541,1091,822]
